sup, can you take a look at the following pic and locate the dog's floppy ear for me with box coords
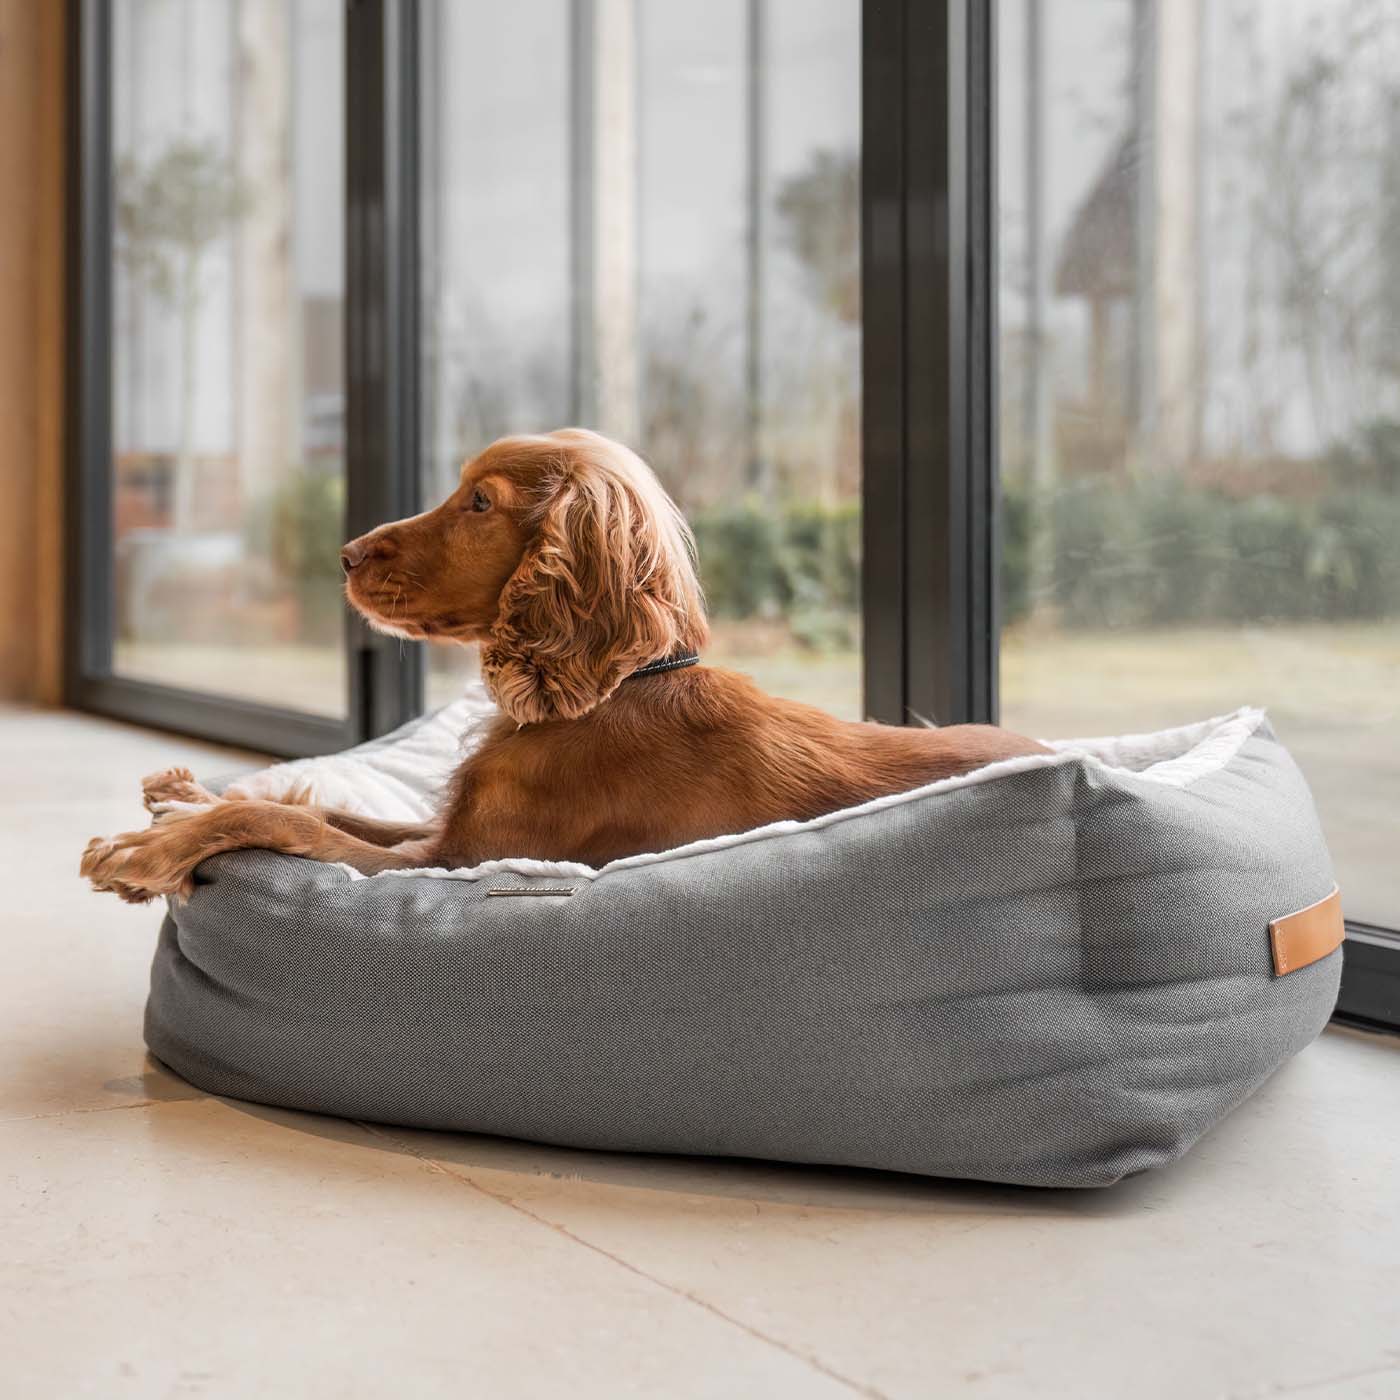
[481,447,706,724]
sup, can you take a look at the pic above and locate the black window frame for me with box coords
[862,0,997,730]
[66,0,1400,1031]
[1335,922,1400,1034]
[67,0,359,757]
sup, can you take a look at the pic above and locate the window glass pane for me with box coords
[418,0,571,709]
[998,0,1400,924]
[111,0,346,717]
[420,0,861,718]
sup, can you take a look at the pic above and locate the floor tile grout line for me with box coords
[1235,1356,1400,1399]
[1,1094,208,1126]
[354,1121,887,1400]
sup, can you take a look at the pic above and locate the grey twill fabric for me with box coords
[145,717,1340,1188]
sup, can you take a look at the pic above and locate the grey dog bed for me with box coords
[145,697,1342,1187]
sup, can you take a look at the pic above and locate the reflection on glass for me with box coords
[420,0,861,717]
[111,0,346,717]
[998,0,1400,922]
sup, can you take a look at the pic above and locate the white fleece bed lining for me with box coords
[219,689,1266,884]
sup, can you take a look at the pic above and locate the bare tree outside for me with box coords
[115,141,248,533]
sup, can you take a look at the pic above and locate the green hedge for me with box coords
[692,500,860,647]
[245,466,1400,646]
[1000,481,1400,628]
[695,480,1400,634]
[249,468,347,644]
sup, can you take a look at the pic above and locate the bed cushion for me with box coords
[144,696,1342,1187]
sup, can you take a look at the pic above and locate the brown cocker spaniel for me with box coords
[82,429,1048,902]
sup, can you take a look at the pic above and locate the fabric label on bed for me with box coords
[1269,887,1344,976]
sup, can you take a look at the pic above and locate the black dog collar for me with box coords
[629,652,701,679]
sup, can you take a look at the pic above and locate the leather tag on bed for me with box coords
[1269,887,1344,976]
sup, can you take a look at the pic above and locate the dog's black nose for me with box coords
[340,542,365,574]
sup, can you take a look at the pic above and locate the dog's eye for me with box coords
[470,489,491,514]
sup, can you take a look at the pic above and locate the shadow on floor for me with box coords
[135,1051,1199,1222]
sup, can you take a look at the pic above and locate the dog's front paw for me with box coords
[142,766,216,814]
[80,836,150,904]
[80,829,195,904]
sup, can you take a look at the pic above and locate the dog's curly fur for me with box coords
[480,433,706,723]
[81,429,1048,902]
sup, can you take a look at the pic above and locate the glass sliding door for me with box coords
[419,0,862,718]
[417,0,573,708]
[997,0,1400,925]
[109,0,347,720]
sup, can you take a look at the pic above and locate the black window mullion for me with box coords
[903,0,967,727]
[66,0,115,699]
[345,0,423,740]
[861,0,997,729]
[860,0,907,726]
[966,0,999,725]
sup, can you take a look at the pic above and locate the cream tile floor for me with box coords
[2,705,1398,1400]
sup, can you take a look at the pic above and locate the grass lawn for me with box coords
[1008,620,1399,925]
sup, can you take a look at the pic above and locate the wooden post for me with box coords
[0,0,67,703]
